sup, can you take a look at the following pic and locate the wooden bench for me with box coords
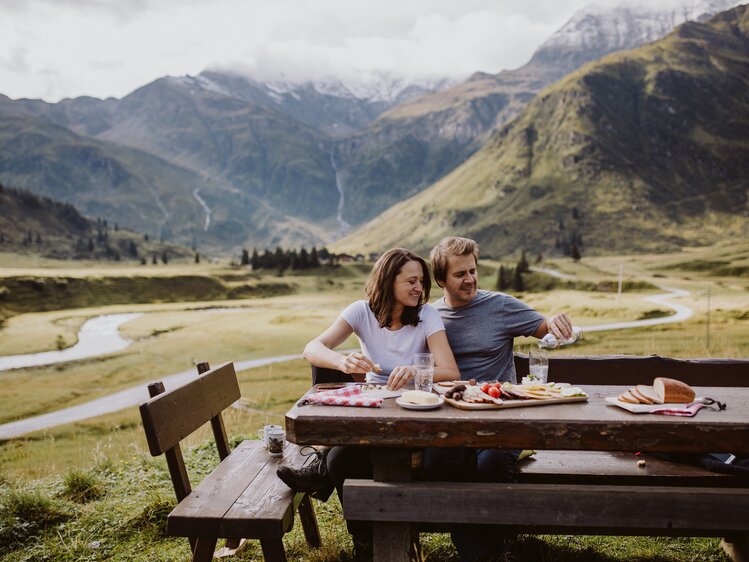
[140,361,321,562]
[336,354,749,560]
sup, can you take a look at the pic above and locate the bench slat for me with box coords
[344,480,749,532]
[517,451,744,486]
[140,362,240,456]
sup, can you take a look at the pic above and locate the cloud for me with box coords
[3,0,736,101]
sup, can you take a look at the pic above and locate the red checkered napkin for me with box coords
[305,386,383,408]
[651,403,704,417]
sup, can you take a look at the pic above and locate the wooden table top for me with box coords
[285,385,749,453]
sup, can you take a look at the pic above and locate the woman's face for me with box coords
[392,260,424,309]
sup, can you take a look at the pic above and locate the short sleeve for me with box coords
[420,304,446,338]
[500,294,545,337]
[340,300,368,333]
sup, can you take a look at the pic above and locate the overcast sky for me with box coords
[0,0,699,102]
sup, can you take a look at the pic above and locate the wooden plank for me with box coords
[343,480,749,532]
[167,440,269,537]
[516,451,744,486]
[140,362,240,456]
[286,385,749,453]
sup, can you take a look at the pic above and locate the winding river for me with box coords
[0,286,695,439]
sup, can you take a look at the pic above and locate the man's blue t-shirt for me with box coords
[434,290,544,383]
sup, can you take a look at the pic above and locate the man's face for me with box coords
[442,254,478,308]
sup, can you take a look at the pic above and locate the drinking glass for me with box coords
[413,352,434,392]
[528,351,549,384]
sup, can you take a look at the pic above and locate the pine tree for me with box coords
[299,247,309,269]
[571,243,581,262]
[517,251,529,274]
[310,247,319,267]
[513,267,524,292]
[195,252,200,264]
[152,254,158,265]
[251,249,260,270]
[240,249,250,266]
[162,251,168,264]
[496,265,509,292]
[128,240,138,257]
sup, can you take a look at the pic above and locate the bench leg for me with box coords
[373,522,411,562]
[191,537,218,562]
[260,538,287,562]
[298,494,322,548]
[723,533,749,562]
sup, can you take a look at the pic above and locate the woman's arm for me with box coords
[303,317,377,376]
[387,330,460,390]
[428,330,460,382]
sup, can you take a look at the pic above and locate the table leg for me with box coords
[370,448,415,562]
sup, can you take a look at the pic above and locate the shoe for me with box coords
[276,446,334,501]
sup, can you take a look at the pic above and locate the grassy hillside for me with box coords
[335,5,749,258]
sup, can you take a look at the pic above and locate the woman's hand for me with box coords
[387,365,415,390]
[339,352,378,375]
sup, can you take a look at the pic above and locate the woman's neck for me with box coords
[389,303,404,329]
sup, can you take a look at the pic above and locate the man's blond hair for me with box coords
[430,236,479,286]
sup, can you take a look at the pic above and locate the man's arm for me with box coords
[532,312,573,340]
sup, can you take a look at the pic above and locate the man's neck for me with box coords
[443,291,475,309]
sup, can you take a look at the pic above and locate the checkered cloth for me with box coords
[303,386,383,408]
[651,403,704,417]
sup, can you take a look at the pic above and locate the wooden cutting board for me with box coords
[444,395,588,410]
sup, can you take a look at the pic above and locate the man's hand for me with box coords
[547,313,573,339]
[339,352,378,375]
[386,365,415,390]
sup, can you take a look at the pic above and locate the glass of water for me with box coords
[413,352,434,392]
[528,351,549,384]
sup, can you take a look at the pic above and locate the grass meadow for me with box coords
[1,243,748,561]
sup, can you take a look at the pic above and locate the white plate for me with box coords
[395,395,444,410]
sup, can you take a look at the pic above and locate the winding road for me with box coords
[0,283,695,439]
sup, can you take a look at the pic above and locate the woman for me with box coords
[304,247,459,389]
[279,248,459,560]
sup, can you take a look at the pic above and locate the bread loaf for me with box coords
[401,390,439,405]
[653,377,695,404]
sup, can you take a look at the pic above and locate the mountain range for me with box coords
[335,4,749,257]
[0,0,744,255]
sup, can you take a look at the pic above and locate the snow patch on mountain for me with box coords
[540,0,742,53]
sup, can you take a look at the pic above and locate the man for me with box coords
[424,235,574,561]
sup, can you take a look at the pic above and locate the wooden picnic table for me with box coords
[285,384,749,561]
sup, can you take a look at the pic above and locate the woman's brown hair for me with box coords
[365,248,431,328]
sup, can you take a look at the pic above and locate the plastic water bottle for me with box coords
[538,326,583,349]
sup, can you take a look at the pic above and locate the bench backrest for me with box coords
[514,354,749,387]
[140,362,241,456]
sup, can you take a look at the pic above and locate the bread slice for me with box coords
[618,390,640,404]
[653,377,696,404]
[636,385,664,404]
[629,387,655,404]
